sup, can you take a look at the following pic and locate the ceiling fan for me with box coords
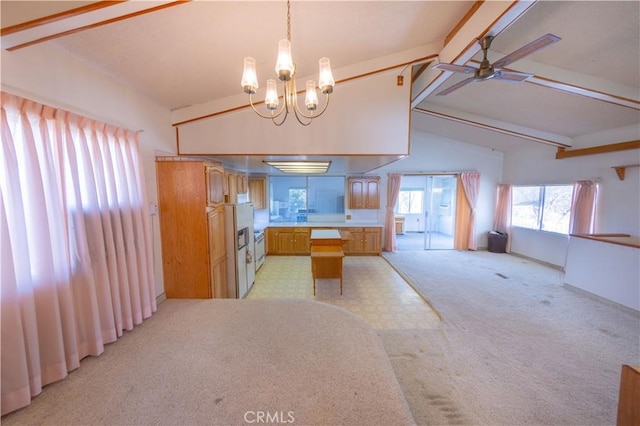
[433,33,561,96]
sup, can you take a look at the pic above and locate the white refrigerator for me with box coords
[224,202,256,298]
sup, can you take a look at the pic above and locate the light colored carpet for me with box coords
[381,250,640,425]
[248,256,440,330]
[2,299,415,426]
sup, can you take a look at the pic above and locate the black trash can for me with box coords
[487,231,507,253]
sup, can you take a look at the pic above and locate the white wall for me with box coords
[176,69,411,156]
[1,44,176,297]
[503,125,640,267]
[372,126,504,249]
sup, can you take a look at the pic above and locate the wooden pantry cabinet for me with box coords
[156,158,227,299]
[348,176,380,209]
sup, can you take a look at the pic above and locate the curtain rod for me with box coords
[399,171,476,176]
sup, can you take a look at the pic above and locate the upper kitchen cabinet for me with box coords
[348,176,380,209]
[156,157,226,299]
[248,177,267,210]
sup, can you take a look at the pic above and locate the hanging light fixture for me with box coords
[241,0,334,126]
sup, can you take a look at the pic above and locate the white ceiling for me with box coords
[2,1,639,173]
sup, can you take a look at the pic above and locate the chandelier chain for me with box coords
[286,0,291,42]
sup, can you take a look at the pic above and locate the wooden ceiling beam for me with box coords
[555,140,640,159]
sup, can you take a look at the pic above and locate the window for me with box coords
[397,189,424,214]
[270,176,345,222]
[512,185,573,234]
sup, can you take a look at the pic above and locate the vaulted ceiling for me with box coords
[2,1,639,172]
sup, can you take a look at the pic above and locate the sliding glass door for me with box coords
[424,175,456,249]
[396,175,457,250]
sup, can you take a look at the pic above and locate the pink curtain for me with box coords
[569,180,599,235]
[1,92,156,416]
[493,184,512,252]
[461,172,481,250]
[383,173,403,252]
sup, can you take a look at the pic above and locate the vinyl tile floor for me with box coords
[247,256,441,330]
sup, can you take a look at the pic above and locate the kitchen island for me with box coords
[310,230,345,295]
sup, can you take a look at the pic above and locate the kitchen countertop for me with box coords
[265,222,383,228]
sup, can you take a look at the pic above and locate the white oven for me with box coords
[254,230,265,271]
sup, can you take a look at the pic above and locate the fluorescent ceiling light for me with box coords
[264,161,331,174]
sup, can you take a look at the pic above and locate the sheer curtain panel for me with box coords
[1,92,156,416]
[460,172,481,250]
[569,180,599,235]
[383,173,403,252]
[493,184,512,252]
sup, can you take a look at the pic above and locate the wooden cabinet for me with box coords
[156,158,227,299]
[266,227,310,255]
[348,176,380,209]
[237,174,248,194]
[266,226,379,255]
[344,227,381,255]
[248,177,267,210]
[226,171,238,204]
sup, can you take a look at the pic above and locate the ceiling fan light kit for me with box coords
[434,33,561,96]
[241,0,335,126]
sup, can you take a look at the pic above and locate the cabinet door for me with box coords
[294,229,310,254]
[347,227,364,253]
[227,172,238,203]
[365,180,380,209]
[278,229,295,254]
[206,164,225,206]
[266,228,279,254]
[348,179,366,209]
[207,207,226,298]
[248,177,266,209]
[363,228,381,254]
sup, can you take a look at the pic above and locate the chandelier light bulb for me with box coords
[241,57,258,94]
[275,39,294,81]
[305,81,318,111]
[318,57,335,94]
[265,79,279,110]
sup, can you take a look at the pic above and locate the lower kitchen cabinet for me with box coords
[266,226,380,255]
[267,227,310,255]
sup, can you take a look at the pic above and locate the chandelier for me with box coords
[241,0,335,126]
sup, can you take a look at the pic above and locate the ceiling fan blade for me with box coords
[435,77,475,96]
[434,63,477,74]
[492,33,561,69]
[493,70,534,82]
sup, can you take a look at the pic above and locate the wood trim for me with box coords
[571,234,640,250]
[411,62,431,84]
[5,1,190,51]
[415,107,571,147]
[1,1,124,36]
[444,1,484,46]
[555,140,640,159]
[172,54,438,127]
[612,164,640,181]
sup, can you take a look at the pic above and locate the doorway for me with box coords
[395,175,457,250]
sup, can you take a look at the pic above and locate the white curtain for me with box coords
[1,92,156,415]
[569,180,599,235]
[493,184,512,252]
[383,173,403,252]
[461,172,481,250]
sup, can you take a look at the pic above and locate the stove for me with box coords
[254,229,265,270]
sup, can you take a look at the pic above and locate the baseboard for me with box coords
[563,284,640,317]
[156,292,167,304]
[508,251,564,271]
